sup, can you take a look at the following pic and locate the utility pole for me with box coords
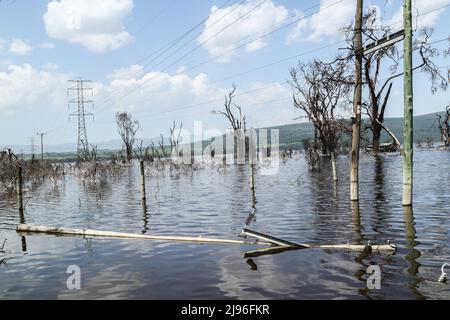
[403,0,413,206]
[36,132,47,161]
[350,0,363,201]
[30,137,35,159]
[68,79,94,160]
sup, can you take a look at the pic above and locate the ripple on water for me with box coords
[1,151,450,299]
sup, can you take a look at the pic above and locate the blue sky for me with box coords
[0,0,449,149]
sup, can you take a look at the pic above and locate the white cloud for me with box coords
[9,39,33,55]
[42,62,59,71]
[386,0,450,31]
[102,65,222,114]
[199,0,288,62]
[38,42,56,49]
[287,0,355,43]
[96,64,294,128]
[0,64,69,115]
[43,0,134,53]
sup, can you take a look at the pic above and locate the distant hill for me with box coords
[265,111,445,150]
[3,111,445,159]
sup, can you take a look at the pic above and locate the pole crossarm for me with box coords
[363,29,405,55]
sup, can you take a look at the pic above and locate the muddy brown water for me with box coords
[0,151,449,299]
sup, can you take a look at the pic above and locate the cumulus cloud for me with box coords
[38,42,56,49]
[96,64,294,129]
[9,39,33,55]
[43,0,134,53]
[199,0,288,62]
[386,0,450,30]
[287,0,355,43]
[0,64,69,115]
[102,65,222,113]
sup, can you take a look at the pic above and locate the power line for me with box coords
[43,2,450,135]
[95,0,241,107]
[95,0,269,114]
[94,0,346,115]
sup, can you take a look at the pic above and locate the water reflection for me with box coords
[371,155,391,235]
[1,152,450,299]
[142,202,149,234]
[403,206,423,299]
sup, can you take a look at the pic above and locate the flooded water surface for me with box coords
[1,151,449,299]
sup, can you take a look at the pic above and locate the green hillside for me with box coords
[266,112,445,150]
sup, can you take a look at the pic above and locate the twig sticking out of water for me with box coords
[0,239,6,253]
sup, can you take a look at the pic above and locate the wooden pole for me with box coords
[17,224,256,245]
[139,160,147,205]
[17,224,397,253]
[350,0,363,201]
[16,165,24,217]
[250,164,255,191]
[331,152,338,181]
[402,0,413,206]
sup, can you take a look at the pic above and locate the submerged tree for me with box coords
[116,112,140,162]
[212,85,250,163]
[289,58,352,156]
[214,85,247,132]
[435,106,450,147]
[343,8,449,153]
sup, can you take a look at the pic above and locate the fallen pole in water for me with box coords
[17,224,258,245]
[16,224,397,254]
[242,228,397,254]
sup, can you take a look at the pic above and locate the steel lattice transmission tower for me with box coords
[68,79,94,160]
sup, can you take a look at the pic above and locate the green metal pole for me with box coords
[403,0,413,206]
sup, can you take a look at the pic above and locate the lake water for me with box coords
[1,151,449,300]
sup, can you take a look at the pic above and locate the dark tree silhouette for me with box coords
[116,112,139,161]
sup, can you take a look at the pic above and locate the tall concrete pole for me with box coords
[350,0,363,201]
[402,0,413,206]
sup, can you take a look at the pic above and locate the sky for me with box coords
[0,0,449,150]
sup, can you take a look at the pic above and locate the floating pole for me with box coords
[17,224,397,254]
[242,228,307,248]
[241,227,397,254]
[17,224,259,245]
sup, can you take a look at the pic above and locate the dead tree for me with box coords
[169,121,183,157]
[436,106,450,147]
[344,9,448,153]
[213,85,247,132]
[289,59,352,156]
[116,112,140,162]
[212,86,249,162]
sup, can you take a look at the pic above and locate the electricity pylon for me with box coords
[68,79,94,160]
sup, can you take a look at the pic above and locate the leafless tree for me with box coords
[116,112,140,161]
[169,121,183,157]
[343,9,448,153]
[212,85,247,132]
[290,59,352,156]
[435,106,450,147]
[212,86,251,162]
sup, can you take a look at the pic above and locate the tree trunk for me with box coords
[372,123,381,153]
[126,145,133,161]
